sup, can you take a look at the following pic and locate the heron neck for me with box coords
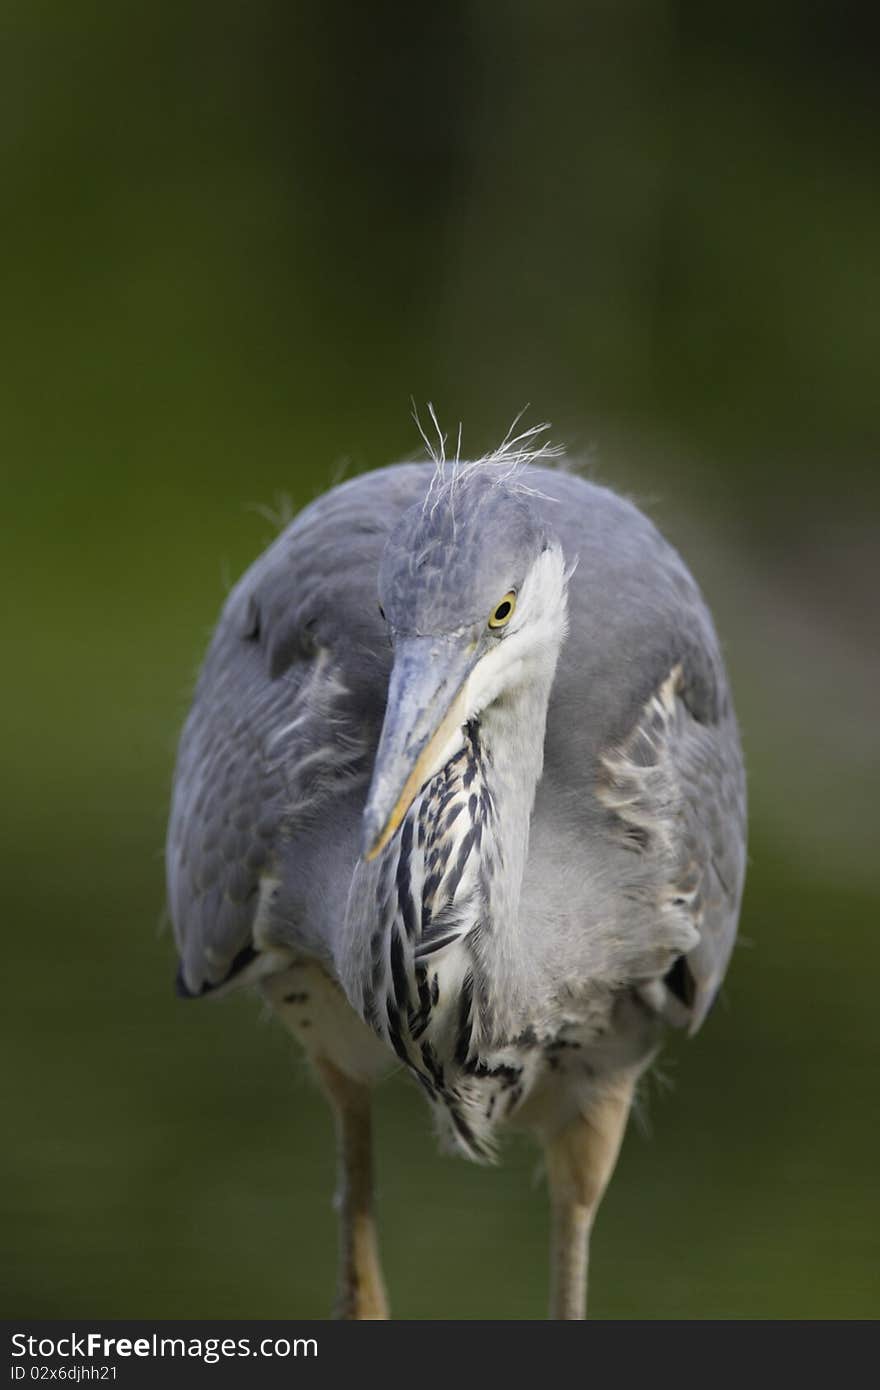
[477,657,556,979]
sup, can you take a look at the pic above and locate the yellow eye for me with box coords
[488,591,516,629]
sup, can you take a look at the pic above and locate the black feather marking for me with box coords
[419,893,463,937]
[410,966,433,1035]
[444,745,467,778]
[665,954,696,1009]
[407,965,433,1041]
[445,827,476,901]
[174,941,258,999]
[385,996,409,1063]
[454,973,474,1066]
[464,1057,520,1086]
[412,1069,437,1100]
[422,869,442,915]
[435,841,453,873]
[408,1012,429,1042]
[417,797,430,848]
[396,816,418,939]
[420,1040,445,1090]
[414,930,461,960]
[390,927,410,1012]
[449,1106,478,1150]
[441,802,464,836]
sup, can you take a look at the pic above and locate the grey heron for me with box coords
[166,429,746,1319]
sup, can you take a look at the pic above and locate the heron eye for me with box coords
[488,591,516,629]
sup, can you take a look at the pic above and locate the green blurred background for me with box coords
[3,1,878,1319]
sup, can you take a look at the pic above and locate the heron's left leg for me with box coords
[544,1073,636,1321]
[314,1056,389,1321]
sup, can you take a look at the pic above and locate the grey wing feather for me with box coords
[166,465,430,996]
[596,663,747,1032]
[530,468,746,1032]
[166,591,318,996]
[166,625,348,995]
[671,696,747,1032]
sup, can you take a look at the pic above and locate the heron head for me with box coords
[362,468,568,860]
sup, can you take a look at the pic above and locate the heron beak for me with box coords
[362,635,477,861]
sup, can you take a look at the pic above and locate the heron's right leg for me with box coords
[260,963,391,1321]
[544,1074,636,1320]
[313,1055,389,1320]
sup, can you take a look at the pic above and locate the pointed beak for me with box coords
[362,635,477,861]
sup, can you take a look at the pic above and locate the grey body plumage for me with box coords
[166,452,746,1316]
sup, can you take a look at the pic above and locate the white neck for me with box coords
[471,619,564,1038]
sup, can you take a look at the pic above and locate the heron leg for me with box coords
[544,1074,635,1320]
[314,1056,389,1320]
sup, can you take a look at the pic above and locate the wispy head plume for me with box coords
[411,403,564,520]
